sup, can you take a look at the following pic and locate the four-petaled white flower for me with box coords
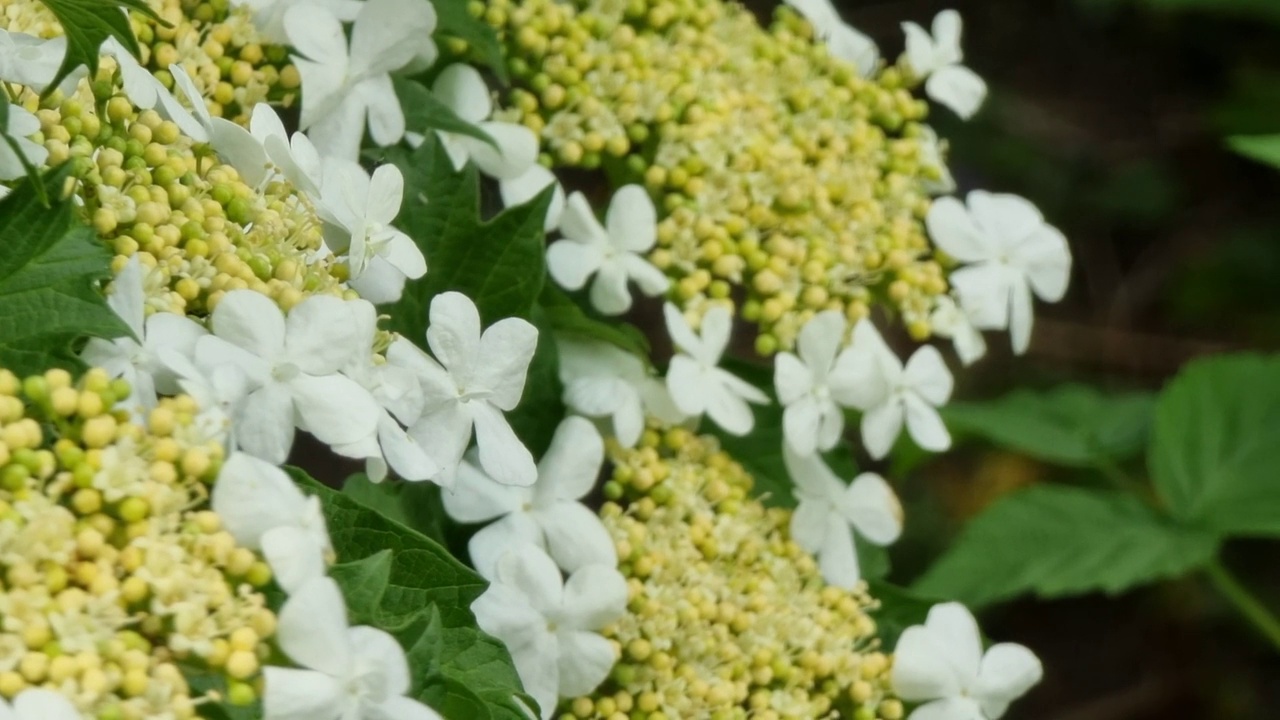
[892,602,1043,720]
[391,292,539,487]
[231,0,362,45]
[785,0,880,76]
[471,546,626,720]
[774,309,861,456]
[0,688,81,720]
[429,63,539,181]
[249,103,324,196]
[548,186,670,316]
[0,103,48,181]
[557,337,684,448]
[500,163,567,232]
[264,576,444,720]
[80,256,208,418]
[285,0,436,159]
[664,303,769,436]
[926,191,1071,354]
[841,320,953,459]
[783,447,902,588]
[443,416,615,578]
[211,453,331,593]
[168,63,269,185]
[195,291,381,464]
[930,294,986,366]
[902,10,987,119]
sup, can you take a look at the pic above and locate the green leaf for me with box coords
[433,0,508,82]
[288,468,533,720]
[393,76,497,148]
[539,284,651,363]
[1149,354,1280,536]
[867,581,943,648]
[943,385,1155,466]
[180,664,260,720]
[409,607,541,719]
[0,169,131,376]
[342,473,412,526]
[1227,135,1280,169]
[913,485,1220,607]
[36,0,160,95]
[504,306,565,457]
[381,134,552,332]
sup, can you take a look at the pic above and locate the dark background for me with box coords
[754,0,1280,717]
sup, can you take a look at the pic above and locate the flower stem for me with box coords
[1205,559,1280,653]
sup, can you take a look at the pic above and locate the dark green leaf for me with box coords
[539,284,651,363]
[288,468,532,720]
[866,581,943,648]
[180,664,259,720]
[433,0,508,82]
[504,306,565,457]
[0,168,131,376]
[914,485,1220,607]
[394,76,497,147]
[37,0,160,95]
[1149,354,1280,536]
[342,473,412,526]
[409,607,541,719]
[943,385,1155,466]
[1227,135,1280,169]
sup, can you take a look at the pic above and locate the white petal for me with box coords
[905,697,986,720]
[892,626,965,702]
[605,185,658,252]
[11,688,79,720]
[108,255,146,336]
[560,563,628,631]
[472,402,536,486]
[703,375,757,436]
[407,402,473,487]
[349,0,436,77]
[262,667,345,720]
[276,577,353,677]
[904,345,954,406]
[902,21,939,75]
[547,239,606,291]
[968,191,1043,247]
[555,630,616,698]
[843,473,903,545]
[427,292,481,379]
[861,399,904,460]
[284,4,348,63]
[904,392,951,452]
[789,498,830,555]
[466,121,538,180]
[235,383,296,464]
[1012,225,1072,302]
[797,310,846,377]
[588,260,633,316]
[359,74,406,147]
[471,574,550,644]
[950,264,1013,332]
[348,624,412,696]
[367,696,443,720]
[926,65,988,120]
[827,22,880,76]
[442,459,527,523]
[284,295,370,374]
[783,396,822,456]
[817,513,860,589]
[211,453,309,548]
[697,306,733,365]
[432,63,492,123]
[563,376,628,417]
[382,233,426,279]
[535,417,605,502]
[931,10,965,62]
[665,354,707,417]
[662,303,702,359]
[974,643,1043,719]
[619,253,670,296]
[1007,276,1035,355]
[349,257,409,304]
[290,374,381,447]
[557,192,610,247]
[212,290,285,360]
[500,164,565,231]
[535,502,616,573]
[773,351,814,405]
[262,525,327,594]
[927,196,995,264]
[612,394,646,448]
[468,511,542,580]
[815,399,845,452]
[494,545,564,615]
[377,415,439,481]
[366,163,405,225]
[475,317,540,410]
[925,602,984,690]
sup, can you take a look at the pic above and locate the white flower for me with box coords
[0,31,76,94]
[317,161,426,304]
[231,0,362,44]
[391,292,539,486]
[168,63,269,185]
[443,416,615,578]
[783,447,902,588]
[264,576,443,720]
[784,0,880,76]
[548,186,670,316]
[1,688,81,719]
[160,349,248,448]
[194,291,381,463]
[840,320,953,459]
[211,453,331,593]
[774,310,861,456]
[79,256,208,417]
[902,10,987,119]
[926,191,1071,354]
[663,303,769,436]
[429,63,539,180]
[499,163,566,232]
[892,602,1043,720]
[471,546,626,719]
[285,0,437,159]
[0,104,48,181]
[930,294,986,366]
[100,39,206,141]
[249,103,324,196]
[557,338,683,448]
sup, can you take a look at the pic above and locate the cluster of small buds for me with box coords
[568,424,902,720]
[0,367,278,718]
[484,0,952,352]
[1,0,299,125]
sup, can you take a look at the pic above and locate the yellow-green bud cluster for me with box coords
[485,0,951,352]
[1,0,300,125]
[572,425,900,719]
[0,367,277,718]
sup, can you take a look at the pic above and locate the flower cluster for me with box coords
[0,367,276,718]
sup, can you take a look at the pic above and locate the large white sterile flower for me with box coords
[840,320,953,459]
[927,191,1071,354]
[664,304,769,436]
[195,291,381,464]
[390,292,539,487]
[429,63,539,180]
[231,0,362,44]
[902,10,987,119]
[168,63,269,184]
[500,163,566,231]
[930,294,986,366]
[443,417,615,578]
[774,310,861,456]
[783,448,902,588]
[784,0,879,76]
[318,161,425,304]
[264,576,443,720]
[80,256,208,417]
[0,31,76,94]
[548,186,670,316]
[212,453,331,593]
[285,0,436,159]
[893,603,1043,720]
[472,547,627,719]
[1,688,81,719]
[249,104,324,196]
[0,103,48,181]
[557,337,683,448]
